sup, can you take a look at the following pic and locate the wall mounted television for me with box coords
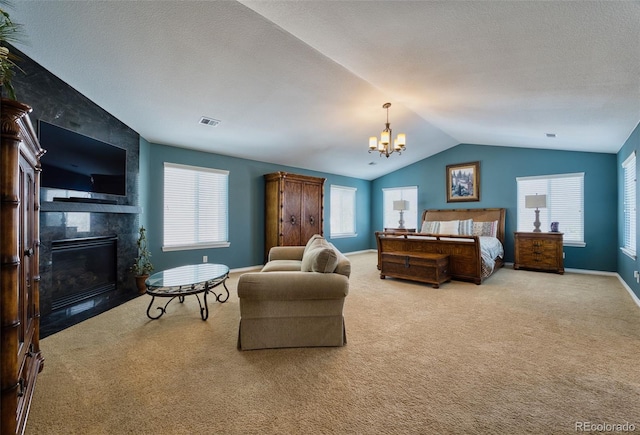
[38,120,127,198]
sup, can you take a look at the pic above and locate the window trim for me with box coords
[162,162,230,252]
[621,151,636,260]
[516,172,585,247]
[382,186,419,231]
[330,185,357,238]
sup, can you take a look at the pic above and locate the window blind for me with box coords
[516,173,584,246]
[622,152,636,257]
[330,185,357,237]
[382,186,418,229]
[163,162,229,251]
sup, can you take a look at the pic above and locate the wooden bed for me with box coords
[375,208,506,285]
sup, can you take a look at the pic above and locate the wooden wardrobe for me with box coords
[1,99,45,435]
[264,172,325,259]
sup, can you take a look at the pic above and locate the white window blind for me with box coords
[330,185,357,238]
[516,173,584,246]
[382,186,418,230]
[622,152,636,258]
[163,162,229,251]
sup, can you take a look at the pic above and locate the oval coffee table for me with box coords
[145,263,229,320]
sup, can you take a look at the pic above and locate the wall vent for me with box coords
[199,116,221,127]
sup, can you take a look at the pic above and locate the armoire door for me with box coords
[281,178,303,246]
[301,181,322,243]
[19,155,36,346]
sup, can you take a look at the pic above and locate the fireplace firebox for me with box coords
[51,236,118,311]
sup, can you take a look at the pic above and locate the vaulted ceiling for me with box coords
[9,1,640,180]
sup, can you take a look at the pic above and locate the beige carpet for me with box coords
[26,253,640,434]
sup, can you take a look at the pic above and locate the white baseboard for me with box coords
[231,249,376,273]
[230,265,262,274]
[344,249,377,256]
[486,263,640,310]
[615,273,640,309]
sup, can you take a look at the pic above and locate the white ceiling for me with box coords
[9,1,640,180]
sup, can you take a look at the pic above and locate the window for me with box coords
[622,152,636,259]
[330,185,357,238]
[382,186,418,230]
[516,173,584,246]
[163,162,229,251]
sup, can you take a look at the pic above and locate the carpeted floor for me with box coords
[26,252,640,434]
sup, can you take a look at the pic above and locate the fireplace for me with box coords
[50,236,118,311]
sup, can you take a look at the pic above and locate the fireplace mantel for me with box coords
[41,201,141,214]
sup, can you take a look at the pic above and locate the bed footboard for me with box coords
[375,232,483,284]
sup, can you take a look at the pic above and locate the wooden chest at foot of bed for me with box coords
[380,251,451,288]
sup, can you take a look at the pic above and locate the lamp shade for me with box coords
[369,137,377,150]
[381,130,390,145]
[393,200,409,211]
[525,194,547,209]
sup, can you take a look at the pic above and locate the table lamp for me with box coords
[525,194,547,232]
[393,200,409,229]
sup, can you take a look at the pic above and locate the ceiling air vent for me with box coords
[199,116,221,127]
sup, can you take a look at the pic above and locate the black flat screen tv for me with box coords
[38,121,127,197]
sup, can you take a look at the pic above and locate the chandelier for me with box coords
[368,102,406,158]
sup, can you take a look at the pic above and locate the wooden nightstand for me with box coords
[513,232,564,274]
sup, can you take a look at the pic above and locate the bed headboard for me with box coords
[420,208,507,243]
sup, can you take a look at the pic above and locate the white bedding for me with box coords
[479,236,504,277]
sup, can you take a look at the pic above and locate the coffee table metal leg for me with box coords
[147,296,180,320]
[194,293,209,321]
[214,278,230,303]
[147,296,164,319]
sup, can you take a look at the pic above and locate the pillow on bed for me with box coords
[420,220,440,234]
[437,220,459,235]
[473,220,498,237]
[458,218,474,235]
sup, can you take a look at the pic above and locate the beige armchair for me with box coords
[237,236,350,350]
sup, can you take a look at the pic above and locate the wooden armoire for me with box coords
[264,172,325,259]
[1,99,45,435]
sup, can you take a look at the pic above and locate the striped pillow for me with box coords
[420,220,440,234]
[458,219,474,235]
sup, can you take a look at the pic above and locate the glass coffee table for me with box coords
[145,263,229,321]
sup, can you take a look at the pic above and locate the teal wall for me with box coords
[617,122,640,299]
[371,144,618,271]
[141,143,371,272]
[142,140,618,274]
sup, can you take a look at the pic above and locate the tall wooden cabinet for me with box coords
[1,99,45,435]
[264,172,325,259]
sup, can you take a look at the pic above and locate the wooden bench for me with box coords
[380,251,451,288]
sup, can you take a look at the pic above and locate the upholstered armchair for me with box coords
[237,236,350,350]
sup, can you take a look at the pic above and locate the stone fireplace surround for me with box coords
[10,48,143,337]
[39,201,141,337]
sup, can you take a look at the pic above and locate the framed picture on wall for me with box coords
[446,161,480,202]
